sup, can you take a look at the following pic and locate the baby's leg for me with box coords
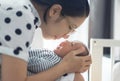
[74,73,84,81]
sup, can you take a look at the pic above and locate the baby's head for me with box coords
[54,40,89,58]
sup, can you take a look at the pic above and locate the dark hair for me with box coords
[32,0,90,22]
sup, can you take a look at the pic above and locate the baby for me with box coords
[28,40,89,81]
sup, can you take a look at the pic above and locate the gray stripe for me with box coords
[27,49,62,76]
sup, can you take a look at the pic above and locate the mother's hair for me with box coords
[31,0,90,22]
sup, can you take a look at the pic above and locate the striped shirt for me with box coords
[27,48,62,75]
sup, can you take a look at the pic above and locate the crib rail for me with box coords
[89,39,120,81]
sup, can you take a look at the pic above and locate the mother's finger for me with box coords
[80,66,90,73]
[71,48,85,56]
[78,55,92,62]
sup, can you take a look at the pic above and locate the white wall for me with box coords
[113,0,120,39]
[113,0,120,60]
[30,28,44,48]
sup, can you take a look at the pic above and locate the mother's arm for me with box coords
[2,54,65,81]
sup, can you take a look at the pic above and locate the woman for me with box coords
[0,0,92,81]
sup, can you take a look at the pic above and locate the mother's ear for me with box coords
[48,4,62,20]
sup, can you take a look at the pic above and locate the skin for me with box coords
[2,1,92,81]
[54,40,88,81]
[74,73,85,81]
[54,40,88,58]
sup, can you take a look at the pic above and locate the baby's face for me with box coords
[54,40,83,57]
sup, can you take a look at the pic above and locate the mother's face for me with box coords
[41,16,86,40]
[40,4,86,40]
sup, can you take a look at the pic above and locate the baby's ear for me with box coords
[76,44,89,56]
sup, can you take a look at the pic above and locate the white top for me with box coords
[0,0,41,62]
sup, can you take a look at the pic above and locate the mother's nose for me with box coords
[62,34,70,39]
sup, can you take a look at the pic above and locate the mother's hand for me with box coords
[77,55,92,73]
[60,48,92,73]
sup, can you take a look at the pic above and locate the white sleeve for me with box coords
[0,3,36,62]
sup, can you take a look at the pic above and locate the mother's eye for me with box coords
[69,25,73,30]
